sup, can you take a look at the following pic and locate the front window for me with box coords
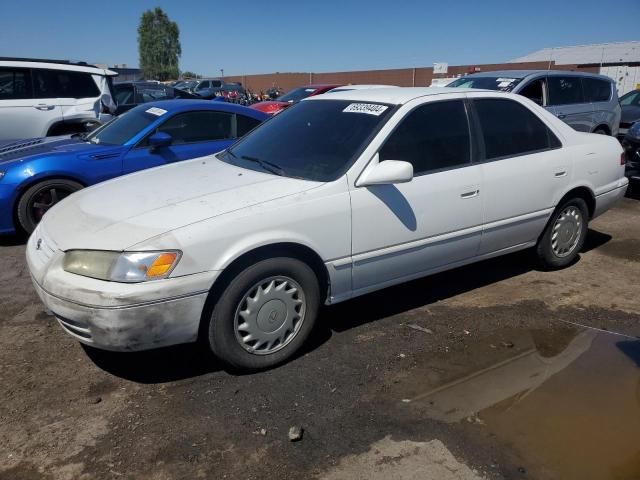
[277,87,318,103]
[620,90,640,106]
[447,76,522,92]
[85,106,158,145]
[221,100,393,182]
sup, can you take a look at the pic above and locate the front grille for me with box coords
[56,315,93,341]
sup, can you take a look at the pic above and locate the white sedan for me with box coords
[26,87,629,370]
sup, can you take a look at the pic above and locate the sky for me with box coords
[1,0,639,77]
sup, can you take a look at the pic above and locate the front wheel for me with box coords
[16,179,83,234]
[535,198,589,269]
[206,257,320,371]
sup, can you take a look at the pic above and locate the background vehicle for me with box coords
[113,81,200,114]
[0,57,118,140]
[621,122,640,183]
[185,78,240,99]
[618,89,640,139]
[27,87,628,371]
[447,70,620,135]
[0,100,267,234]
[250,84,341,115]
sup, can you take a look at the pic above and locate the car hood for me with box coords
[41,155,319,251]
[621,105,640,124]
[0,135,113,164]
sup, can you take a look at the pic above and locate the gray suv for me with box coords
[447,70,620,136]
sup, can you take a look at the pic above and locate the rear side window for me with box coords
[156,111,233,144]
[0,68,32,99]
[548,76,584,105]
[236,114,261,136]
[114,85,134,105]
[32,69,100,99]
[582,78,611,102]
[474,98,560,160]
[380,100,471,175]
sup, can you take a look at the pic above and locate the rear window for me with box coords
[0,67,31,99]
[474,98,560,160]
[548,76,584,105]
[447,76,522,92]
[277,87,318,103]
[32,69,100,99]
[582,78,611,102]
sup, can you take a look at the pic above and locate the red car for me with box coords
[250,84,342,115]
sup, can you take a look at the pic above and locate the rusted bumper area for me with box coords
[31,278,209,351]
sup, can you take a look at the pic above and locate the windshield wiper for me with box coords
[240,155,285,176]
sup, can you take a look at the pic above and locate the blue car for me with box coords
[0,100,268,234]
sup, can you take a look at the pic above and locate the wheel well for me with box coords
[558,187,596,218]
[592,124,611,135]
[47,121,96,136]
[198,242,330,340]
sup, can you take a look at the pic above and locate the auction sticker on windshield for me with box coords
[343,103,388,116]
[146,107,168,116]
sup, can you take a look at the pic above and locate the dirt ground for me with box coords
[1,192,639,480]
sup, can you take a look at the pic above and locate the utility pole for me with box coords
[220,68,224,78]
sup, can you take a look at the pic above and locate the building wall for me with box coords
[222,61,597,93]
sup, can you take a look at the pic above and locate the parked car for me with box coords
[618,89,640,139]
[621,122,640,182]
[0,100,267,234]
[113,82,200,115]
[27,88,628,370]
[175,80,198,92]
[0,57,118,140]
[186,78,237,99]
[447,70,620,135]
[250,84,342,115]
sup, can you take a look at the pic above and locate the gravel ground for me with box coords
[1,194,638,480]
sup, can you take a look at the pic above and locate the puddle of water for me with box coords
[395,327,640,480]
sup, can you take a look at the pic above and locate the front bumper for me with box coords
[26,227,217,351]
[0,183,18,234]
[622,137,640,181]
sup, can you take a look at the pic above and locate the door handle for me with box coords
[460,189,479,199]
[34,104,54,111]
[554,170,567,177]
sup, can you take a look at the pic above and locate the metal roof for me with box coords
[509,41,640,65]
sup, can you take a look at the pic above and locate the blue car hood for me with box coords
[0,136,120,164]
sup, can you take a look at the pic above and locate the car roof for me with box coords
[308,87,482,105]
[138,99,269,118]
[460,69,614,81]
[0,59,117,76]
[327,84,396,91]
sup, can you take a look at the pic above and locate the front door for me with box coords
[123,110,235,173]
[349,98,483,293]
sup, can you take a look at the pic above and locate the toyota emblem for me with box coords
[36,238,42,250]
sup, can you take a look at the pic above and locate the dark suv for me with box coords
[113,82,198,115]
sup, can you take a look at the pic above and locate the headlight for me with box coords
[629,122,640,139]
[0,171,5,180]
[63,250,181,282]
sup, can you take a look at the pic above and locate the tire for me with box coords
[535,197,589,270]
[17,179,83,234]
[206,257,320,371]
[593,128,608,135]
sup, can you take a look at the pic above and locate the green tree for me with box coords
[137,7,181,81]
[181,71,199,79]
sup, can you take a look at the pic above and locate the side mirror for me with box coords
[148,132,173,150]
[357,155,413,187]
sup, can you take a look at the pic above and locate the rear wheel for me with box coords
[593,127,609,135]
[206,257,320,371]
[16,179,83,234]
[535,198,588,269]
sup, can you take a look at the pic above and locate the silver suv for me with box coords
[447,70,620,136]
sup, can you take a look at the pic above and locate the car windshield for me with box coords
[220,99,393,182]
[277,87,318,103]
[447,76,522,91]
[180,81,197,89]
[620,90,640,106]
[85,107,158,145]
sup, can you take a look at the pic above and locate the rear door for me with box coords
[0,67,62,139]
[122,110,235,173]
[468,95,569,255]
[547,75,594,132]
[582,77,617,134]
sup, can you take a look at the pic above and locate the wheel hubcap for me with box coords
[29,187,73,223]
[551,206,582,258]
[234,276,305,355]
